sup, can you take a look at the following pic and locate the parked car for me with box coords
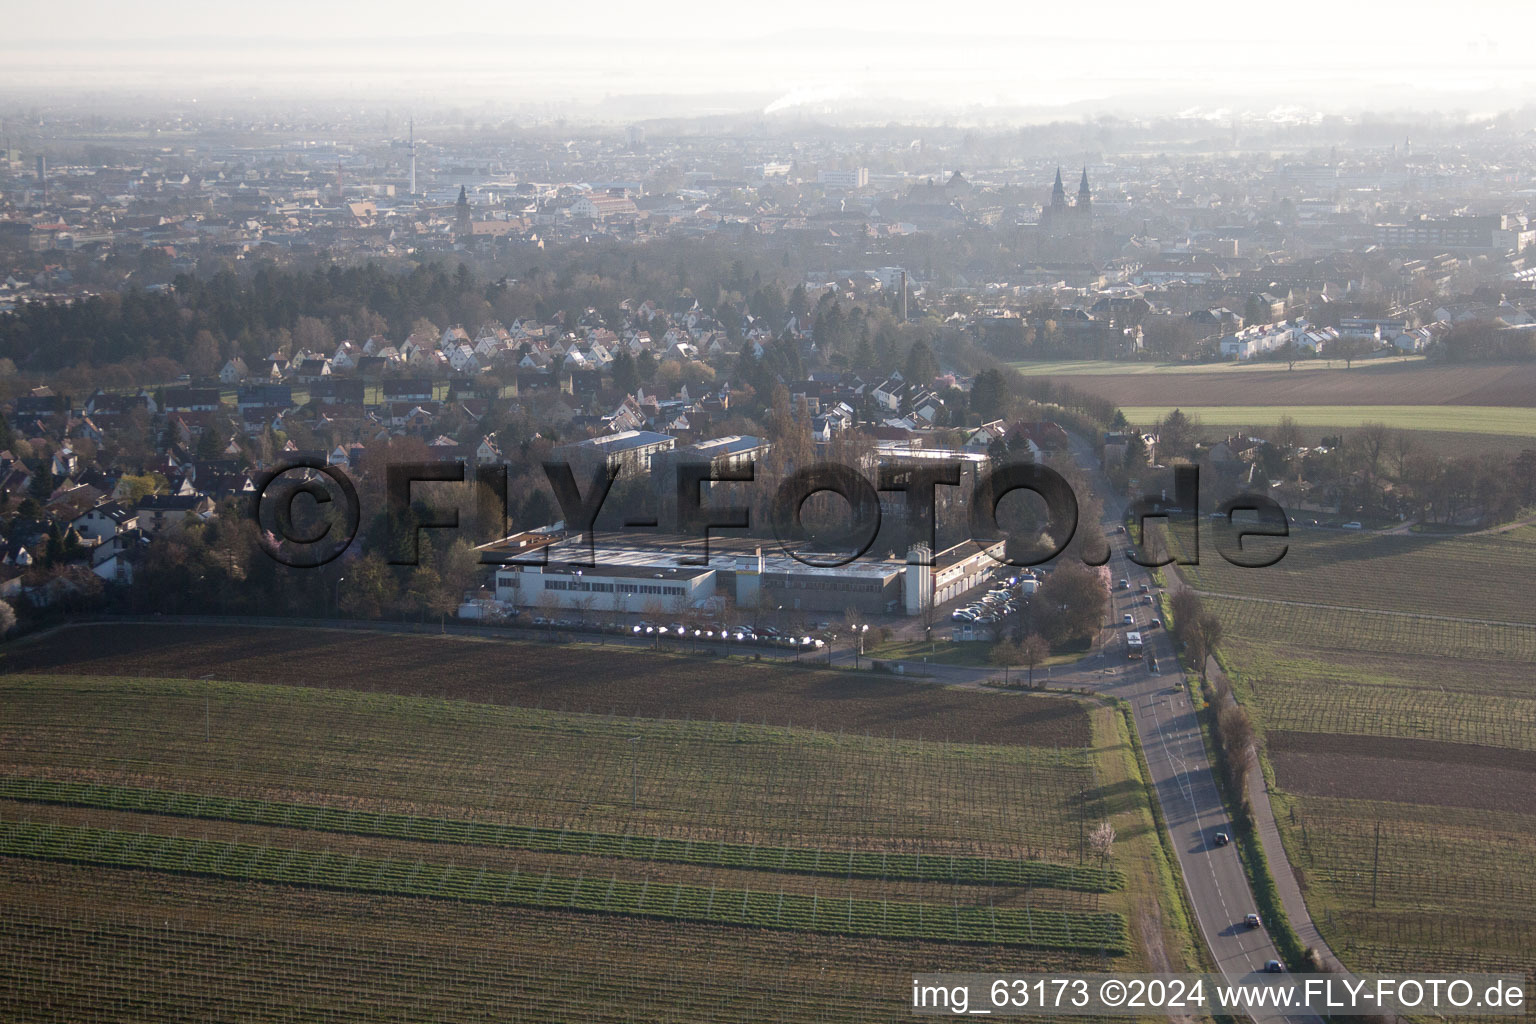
[1139,583,1150,594]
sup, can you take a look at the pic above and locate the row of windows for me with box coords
[541,578,685,597]
[765,578,881,593]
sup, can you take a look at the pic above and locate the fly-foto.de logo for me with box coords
[252,459,1288,571]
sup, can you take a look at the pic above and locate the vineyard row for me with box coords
[0,820,1129,954]
[0,775,1122,892]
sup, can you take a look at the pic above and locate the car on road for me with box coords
[1213,830,1231,847]
[1118,578,1130,590]
[1148,657,1159,673]
[1122,613,1134,625]
[1342,521,1363,530]
[1147,618,1161,630]
[1265,960,1285,974]
[1139,583,1150,593]
[1244,913,1262,929]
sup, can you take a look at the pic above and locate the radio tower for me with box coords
[408,118,416,196]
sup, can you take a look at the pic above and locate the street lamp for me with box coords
[335,576,345,617]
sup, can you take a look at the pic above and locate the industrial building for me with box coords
[484,532,1005,620]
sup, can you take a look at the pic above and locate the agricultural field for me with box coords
[0,624,1088,744]
[1178,526,1536,981]
[1117,404,1536,435]
[0,627,1199,1022]
[1023,360,1536,407]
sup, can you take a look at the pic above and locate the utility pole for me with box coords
[1078,788,1086,865]
[627,736,641,809]
[1371,820,1381,908]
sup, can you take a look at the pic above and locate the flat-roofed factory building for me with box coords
[485,533,1005,619]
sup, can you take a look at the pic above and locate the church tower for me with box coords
[455,185,470,237]
[1039,165,1092,260]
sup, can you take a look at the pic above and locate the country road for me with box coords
[1058,434,1326,1024]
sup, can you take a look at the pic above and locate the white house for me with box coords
[219,358,249,384]
[70,501,137,544]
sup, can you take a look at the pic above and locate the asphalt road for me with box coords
[1063,437,1319,1024]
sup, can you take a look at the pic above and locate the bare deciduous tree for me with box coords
[1088,820,1116,864]
[1018,633,1050,688]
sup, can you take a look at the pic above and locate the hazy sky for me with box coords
[7,1,1535,117]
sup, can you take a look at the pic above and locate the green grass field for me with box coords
[0,645,1201,1022]
[1118,405,1536,434]
[1183,527,1536,982]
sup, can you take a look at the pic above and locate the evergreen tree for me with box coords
[1123,431,1149,475]
[970,368,1008,421]
[904,340,939,385]
[611,349,639,393]
[29,464,55,502]
[196,428,225,462]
